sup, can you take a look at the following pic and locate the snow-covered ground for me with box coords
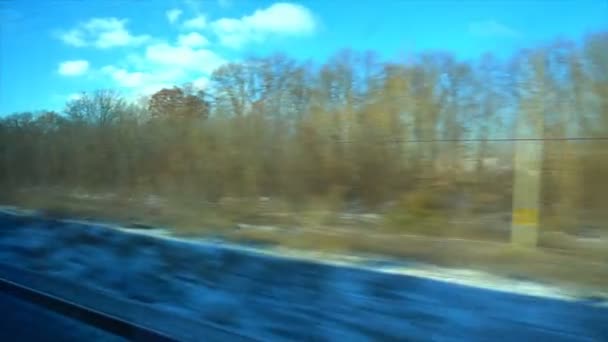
[0,206,606,341]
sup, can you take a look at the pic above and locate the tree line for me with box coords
[1,31,607,230]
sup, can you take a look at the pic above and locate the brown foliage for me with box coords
[1,32,607,234]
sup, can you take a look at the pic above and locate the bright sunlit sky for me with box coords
[0,0,606,115]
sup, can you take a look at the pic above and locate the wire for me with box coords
[333,136,608,144]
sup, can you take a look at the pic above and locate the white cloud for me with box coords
[58,12,233,98]
[166,9,183,24]
[60,30,86,47]
[177,32,209,47]
[468,20,521,38]
[245,3,316,34]
[58,60,90,76]
[192,76,209,90]
[211,3,317,48]
[101,66,146,88]
[67,92,85,101]
[99,38,226,98]
[183,15,207,29]
[101,65,185,98]
[58,17,150,49]
[145,43,226,73]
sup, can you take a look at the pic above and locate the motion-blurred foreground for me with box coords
[0,209,606,341]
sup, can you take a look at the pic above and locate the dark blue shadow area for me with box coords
[0,291,125,342]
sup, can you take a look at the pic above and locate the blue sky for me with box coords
[0,0,606,115]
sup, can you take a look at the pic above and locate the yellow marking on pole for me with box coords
[513,208,539,226]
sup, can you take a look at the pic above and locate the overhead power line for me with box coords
[332,136,608,144]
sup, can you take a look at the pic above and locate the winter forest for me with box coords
[1,31,607,241]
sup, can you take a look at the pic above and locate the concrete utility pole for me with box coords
[510,50,547,247]
[511,139,543,246]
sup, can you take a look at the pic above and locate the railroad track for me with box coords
[0,275,176,341]
[0,264,258,342]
